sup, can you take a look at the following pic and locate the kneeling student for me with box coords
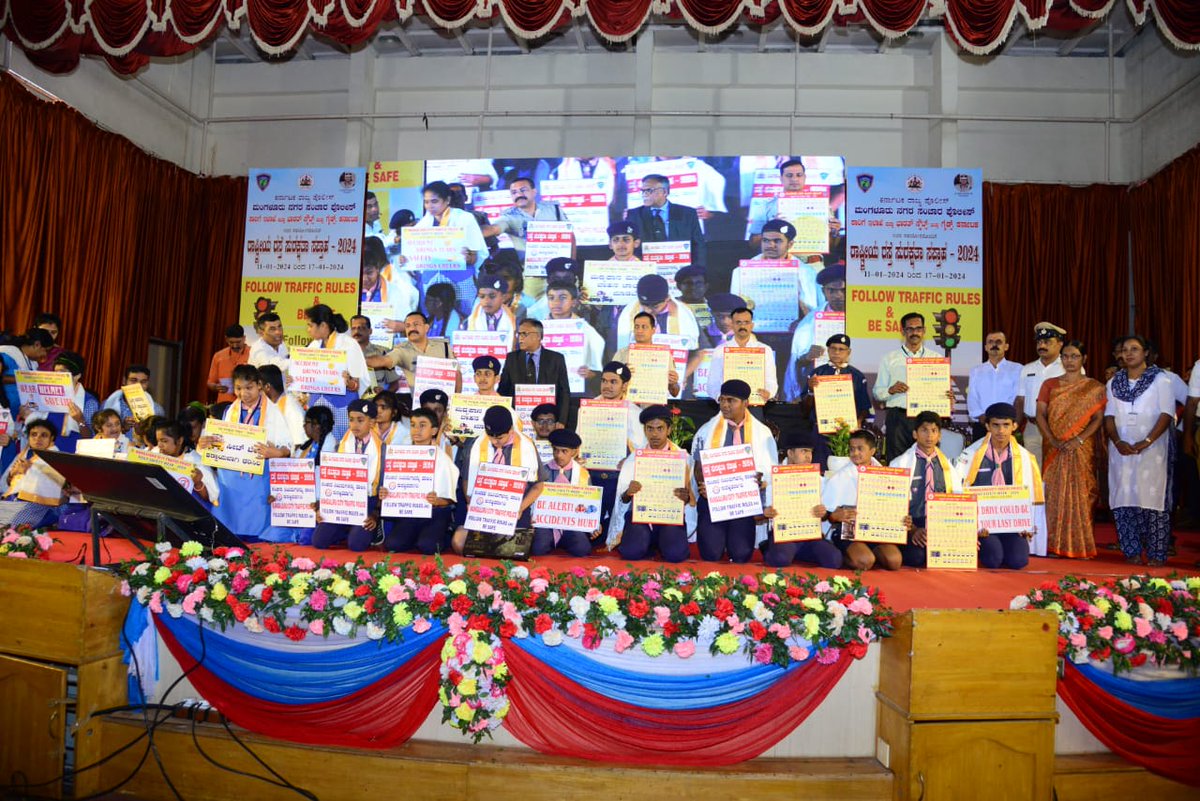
[889,411,963,568]
[531,429,600,557]
[817,429,901,571]
[379,408,458,554]
[763,430,842,569]
[311,399,383,552]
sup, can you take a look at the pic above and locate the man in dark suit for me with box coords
[498,319,572,427]
[624,173,707,267]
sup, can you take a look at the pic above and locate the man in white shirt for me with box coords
[101,364,165,433]
[1014,322,1066,465]
[872,311,943,463]
[706,307,778,407]
[967,330,1022,442]
[248,312,290,373]
[728,219,823,319]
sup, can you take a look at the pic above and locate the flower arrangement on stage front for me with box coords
[0,525,57,560]
[119,543,894,738]
[1011,575,1200,676]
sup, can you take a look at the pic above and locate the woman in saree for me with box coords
[1035,340,1105,558]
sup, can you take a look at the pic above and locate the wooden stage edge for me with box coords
[90,715,1199,801]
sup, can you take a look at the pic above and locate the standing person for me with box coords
[624,173,707,267]
[1,328,53,410]
[367,311,457,395]
[967,331,1023,443]
[248,312,290,373]
[403,180,488,314]
[1015,323,1066,465]
[200,364,294,541]
[492,176,570,264]
[530,430,599,557]
[1035,340,1105,559]
[705,307,778,405]
[498,319,572,428]
[310,399,383,552]
[873,312,942,463]
[206,325,250,404]
[1104,336,1177,566]
[782,263,846,400]
[380,408,458,555]
[102,364,166,433]
[889,412,963,568]
[729,220,822,320]
[801,334,872,431]
[350,314,399,393]
[304,304,373,443]
[956,403,1044,569]
[692,380,778,563]
[31,313,64,371]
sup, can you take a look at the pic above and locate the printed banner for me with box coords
[290,348,348,395]
[722,347,768,405]
[381,445,437,519]
[966,485,1034,534]
[845,166,983,375]
[813,373,859,434]
[926,493,979,569]
[241,167,366,347]
[631,448,688,526]
[514,384,556,438]
[401,227,467,271]
[319,452,371,526]
[583,260,655,306]
[451,330,509,394]
[626,344,672,405]
[413,356,460,403]
[641,241,692,295]
[852,465,910,544]
[465,462,527,537]
[15,371,75,414]
[700,443,763,523]
[542,318,589,394]
[523,221,574,276]
[906,357,952,418]
[128,450,195,493]
[121,383,155,421]
[777,187,831,254]
[539,179,609,246]
[269,458,317,528]
[199,419,267,476]
[812,311,846,368]
[771,464,823,542]
[447,393,512,439]
[358,301,397,347]
[532,484,603,534]
[734,261,800,333]
[576,399,629,471]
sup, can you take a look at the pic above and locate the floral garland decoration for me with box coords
[1,525,57,559]
[1011,575,1200,676]
[120,543,895,739]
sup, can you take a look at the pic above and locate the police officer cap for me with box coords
[826,333,851,348]
[639,405,673,425]
[348,398,376,418]
[637,274,670,305]
[544,257,579,277]
[762,219,797,240]
[478,275,509,294]
[548,430,582,449]
[608,220,640,238]
[720,380,752,400]
[781,429,820,451]
[419,388,449,407]
[816,263,846,285]
[472,355,501,372]
[483,406,514,437]
[1034,322,1066,340]
[602,361,632,382]
[985,402,1018,421]
[707,292,745,314]
[530,403,558,420]
[674,265,705,283]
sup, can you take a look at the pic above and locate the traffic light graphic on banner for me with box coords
[933,308,960,351]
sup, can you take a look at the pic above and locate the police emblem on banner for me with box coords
[255,173,271,191]
[856,174,874,192]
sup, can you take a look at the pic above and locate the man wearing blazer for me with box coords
[498,319,572,427]
[624,173,707,267]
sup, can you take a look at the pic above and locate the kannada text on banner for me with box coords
[241,167,368,347]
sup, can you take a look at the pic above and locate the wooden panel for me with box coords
[877,612,914,717]
[0,559,126,665]
[1054,754,1200,801]
[0,654,68,800]
[875,702,911,801]
[72,654,130,798]
[95,716,893,801]
[909,720,1055,801]
[879,609,1059,720]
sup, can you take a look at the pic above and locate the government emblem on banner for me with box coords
[856,174,874,192]
[255,173,271,191]
[906,175,925,192]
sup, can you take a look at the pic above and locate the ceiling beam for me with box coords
[758,28,768,53]
[574,19,587,52]
[294,39,314,60]
[1001,20,1026,55]
[816,25,832,53]
[1058,35,1083,57]
[393,28,422,57]
[454,29,474,56]
[225,30,260,62]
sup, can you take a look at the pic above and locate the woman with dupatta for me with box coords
[1035,340,1105,558]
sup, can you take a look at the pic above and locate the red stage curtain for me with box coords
[0,73,247,403]
[1128,142,1200,373]
[982,182,1130,369]
[503,643,852,766]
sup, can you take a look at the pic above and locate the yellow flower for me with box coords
[289,572,311,587]
[706,571,723,580]
[447,579,468,595]
[691,587,708,601]
[393,603,413,628]
[1096,598,1112,614]
[598,596,619,614]
[288,585,307,604]
[831,575,851,590]
[1114,611,1133,631]
[210,583,228,602]
[495,702,509,719]
[802,598,825,612]
[803,613,820,639]
[0,545,9,554]
[715,631,740,654]
[441,637,457,661]
[761,573,781,587]
[455,704,476,723]
[330,577,352,598]
[180,542,203,557]
[663,588,684,602]
[153,566,171,584]
[473,640,493,665]
[1148,578,1169,590]
[343,601,363,620]
[264,573,282,587]
[641,635,666,657]
[493,663,509,680]
[377,575,400,592]
[439,687,449,705]
[742,594,759,611]
[1046,602,1064,617]
[457,678,478,696]
[1186,577,1200,592]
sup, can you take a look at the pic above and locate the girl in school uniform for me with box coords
[152,418,219,510]
[262,406,337,545]
[303,304,373,443]
[0,419,68,528]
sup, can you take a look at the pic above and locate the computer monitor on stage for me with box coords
[38,451,246,565]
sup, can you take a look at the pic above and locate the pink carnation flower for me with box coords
[641,580,662,600]
[1069,632,1087,649]
[175,575,193,593]
[7,551,28,559]
[653,606,672,627]
[673,641,696,659]
[231,574,250,594]
[676,571,693,584]
[386,585,409,603]
[476,581,494,598]
[570,566,587,578]
[814,580,832,593]
[567,620,584,639]
[120,580,132,597]
[769,623,792,639]
[478,566,496,580]
[530,578,549,593]
[34,533,54,551]
[1171,622,1189,641]
[355,568,371,583]
[788,646,810,662]
[741,575,759,592]
[447,614,466,636]
[753,644,774,664]
[1134,618,1152,638]
[848,598,874,616]
[1113,634,1136,654]
[1149,630,1166,645]
[816,647,842,665]
[584,588,603,602]
[412,617,432,634]
[290,557,316,571]
[148,591,163,614]
[308,589,328,612]
[1097,626,1113,640]
[415,585,434,603]
[614,630,635,653]
[308,619,324,635]
[857,625,876,644]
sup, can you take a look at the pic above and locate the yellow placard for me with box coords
[853,466,911,544]
[926,493,979,570]
[290,348,348,395]
[631,448,688,526]
[813,373,859,434]
[771,464,823,542]
[723,347,768,405]
[447,394,512,439]
[905,357,951,418]
[845,286,982,343]
[121,383,155,421]
[199,419,267,475]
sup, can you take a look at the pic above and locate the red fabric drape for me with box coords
[1058,662,1200,787]
[155,618,443,749]
[0,73,246,404]
[1128,141,1200,374]
[982,182,1130,370]
[503,644,852,766]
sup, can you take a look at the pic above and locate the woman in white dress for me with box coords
[1103,335,1177,566]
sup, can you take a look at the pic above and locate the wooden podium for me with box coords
[0,558,129,798]
[876,608,1059,801]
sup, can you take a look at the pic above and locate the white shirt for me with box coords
[729,255,822,313]
[1018,357,1064,418]
[1188,359,1200,417]
[706,335,779,401]
[614,300,700,353]
[307,331,375,393]
[221,399,295,451]
[248,339,290,373]
[414,207,488,262]
[1105,372,1176,511]
[873,343,942,409]
[967,358,1023,420]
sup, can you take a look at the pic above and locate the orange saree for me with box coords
[1040,377,1106,558]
